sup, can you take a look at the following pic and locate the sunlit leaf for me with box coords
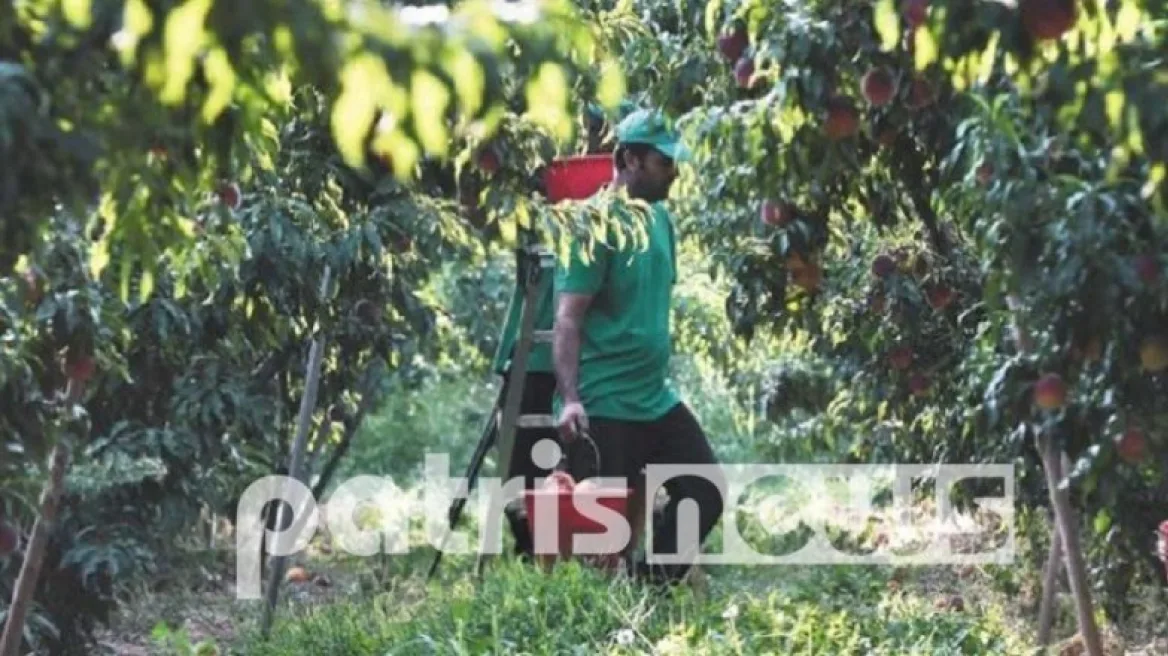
[525,62,571,143]
[1115,0,1142,42]
[139,266,154,303]
[201,46,236,123]
[62,0,92,29]
[411,69,451,157]
[914,28,938,71]
[160,0,213,105]
[443,48,484,119]
[873,0,899,52]
[1104,90,1124,132]
[596,60,625,110]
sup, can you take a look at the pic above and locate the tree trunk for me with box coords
[0,440,70,656]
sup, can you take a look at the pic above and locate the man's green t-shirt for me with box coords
[491,261,555,376]
[553,201,680,422]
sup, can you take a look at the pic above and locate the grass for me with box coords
[232,558,1031,655]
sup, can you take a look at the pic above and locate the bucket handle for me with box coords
[555,429,601,480]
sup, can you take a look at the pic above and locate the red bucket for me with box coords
[524,485,632,570]
[542,154,614,203]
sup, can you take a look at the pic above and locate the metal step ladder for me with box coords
[426,239,557,580]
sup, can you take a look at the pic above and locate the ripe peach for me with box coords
[861,68,897,106]
[1033,373,1067,410]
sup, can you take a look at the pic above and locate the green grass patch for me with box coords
[233,559,1031,655]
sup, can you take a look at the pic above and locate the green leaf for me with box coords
[1093,509,1112,535]
[914,27,938,71]
[443,48,484,120]
[1104,90,1124,132]
[873,0,900,52]
[596,61,625,111]
[62,0,93,29]
[200,46,236,123]
[411,69,451,157]
[160,0,213,105]
[525,62,571,143]
[139,266,154,303]
[1115,0,1142,42]
[332,56,382,168]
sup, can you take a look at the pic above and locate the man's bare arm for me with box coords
[553,292,593,404]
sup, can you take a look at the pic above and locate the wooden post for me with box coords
[1006,295,1102,655]
[1036,509,1063,646]
[0,439,71,656]
[1037,433,1103,655]
[259,265,331,639]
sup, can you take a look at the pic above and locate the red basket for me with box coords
[523,485,632,570]
[542,154,614,203]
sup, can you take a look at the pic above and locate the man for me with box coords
[552,108,725,586]
[492,101,638,559]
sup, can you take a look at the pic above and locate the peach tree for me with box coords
[594,0,1167,629]
[0,0,639,652]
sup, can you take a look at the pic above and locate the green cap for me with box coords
[614,109,691,163]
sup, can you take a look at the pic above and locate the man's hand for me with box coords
[557,401,588,442]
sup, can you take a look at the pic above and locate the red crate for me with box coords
[543,154,614,203]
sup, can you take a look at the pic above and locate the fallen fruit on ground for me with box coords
[1033,373,1067,409]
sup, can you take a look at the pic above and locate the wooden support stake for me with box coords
[1037,433,1103,655]
[1037,516,1063,646]
[259,265,331,639]
[1006,295,1102,655]
[0,440,70,656]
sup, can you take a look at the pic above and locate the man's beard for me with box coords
[629,179,671,203]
